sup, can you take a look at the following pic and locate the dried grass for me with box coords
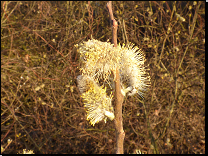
[1,1,205,154]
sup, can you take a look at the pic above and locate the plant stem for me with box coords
[106,1,125,154]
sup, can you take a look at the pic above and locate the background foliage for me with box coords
[1,1,205,154]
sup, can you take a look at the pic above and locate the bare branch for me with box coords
[107,1,125,154]
[106,1,118,47]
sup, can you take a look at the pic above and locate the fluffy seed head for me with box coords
[75,40,150,98]
[77,75,114,126]
[75,39,151,124]
[119,43,151,97]
[75,39,122,82]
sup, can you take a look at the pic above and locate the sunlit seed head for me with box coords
[22,149,35,154]
[76,39,151,100]
[77,75,114,126]
[193,1,197,5]
[75,39,122,82]
[119,43,151,97]
[189,6,192,10]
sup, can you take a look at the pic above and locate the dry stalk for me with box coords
[106,1,125,154]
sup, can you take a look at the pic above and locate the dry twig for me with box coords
[106,1,125,154]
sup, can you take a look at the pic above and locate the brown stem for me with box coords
[106,1,117,47]
[107,1,125,154]
[114,68,125,154]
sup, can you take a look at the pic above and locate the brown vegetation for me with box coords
[1,1,205,154]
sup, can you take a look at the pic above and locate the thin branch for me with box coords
[114,68,125,154]
[106,1,118,47]
[107,1,125,154]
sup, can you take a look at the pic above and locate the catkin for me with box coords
[75,39,150,125]
[77,75,114,126]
